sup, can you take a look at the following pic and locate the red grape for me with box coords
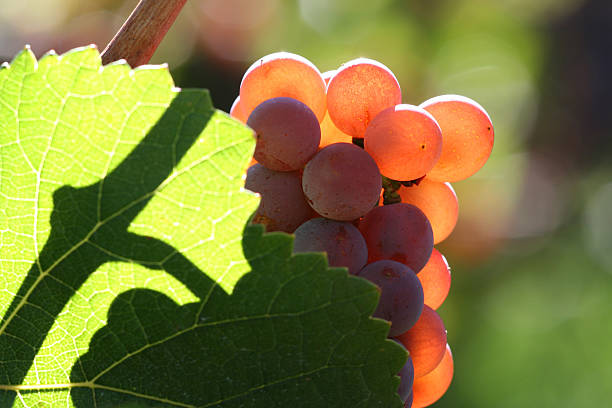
[229,95,249,123]
[397,179,458,244]
[247,97,320,172]
[364,104,442,182]
[245,164,315,233]
[412,344,454,408]
[293,218,367,275]
[395,305,447,378]
[358,260,424,337]
[420,94,494,182]
[302,143,381,221]
[318,70,354,148]
[326,58,402,138]
[417,249,451,310]
[240,52,327,122]
[359,203,433,273]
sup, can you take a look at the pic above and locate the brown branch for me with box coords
[101,0,187,67]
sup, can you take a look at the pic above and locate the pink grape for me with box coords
[302,143,381,221]
[326,58,402,138]
[245,164,315,233]
[293,218,367,275]
[364,104,442,182]
[420,94,494,182]
[247,97,320,172]
[359,203,433,273]
[240,52,327,122]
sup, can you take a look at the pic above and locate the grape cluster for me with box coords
[233,52,494,407]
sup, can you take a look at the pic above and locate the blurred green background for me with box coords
[2,0,611,406]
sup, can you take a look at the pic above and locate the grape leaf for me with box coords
[0,46,405,407]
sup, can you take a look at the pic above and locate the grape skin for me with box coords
[417,249,451,310]
[247,97,321,172]
[245,164,315,233]
[398,179,458,244]
[359,203,434,273]
[412,344,453,408]
[358,260,424,337]
[364,104,443,182]
[240,52,327,122]
[395,305,447,378]
[319,70,352,148]
[420,94,494,182]
[293,218,367,275]
[229,95,249,123]
[326,58,402,138]
[392,339,415,403]
[302,143,382,221]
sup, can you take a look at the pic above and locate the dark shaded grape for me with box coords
[245,164,314,233]
[247,97,320,172]
[404,389,413,408]
[293,218,367,275]
[358,260,424,336]
[359,203,433,273]
[302,143,381,221]
[392,339,415,402]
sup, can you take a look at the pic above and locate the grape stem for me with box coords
[101,0,187,66]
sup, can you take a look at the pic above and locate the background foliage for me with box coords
[1,0,611,406]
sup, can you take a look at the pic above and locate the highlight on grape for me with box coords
[235,51,494,407]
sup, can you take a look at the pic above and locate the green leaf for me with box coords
[0,46,405,407]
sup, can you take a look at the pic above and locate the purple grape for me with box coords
[247,97,320,171]
[359,203,433,273]
[245,164,314,233]
[404,389,413,408]
[358,260,424,336]
[293,218,367,275]
[392,339,415,403]
[302,143,381,221]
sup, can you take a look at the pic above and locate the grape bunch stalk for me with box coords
[232,52,494,408]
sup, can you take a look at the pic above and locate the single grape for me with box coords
[418,249,451,310]
[245,164,315,233]
[364,104,442,182]
[398,179,458,244]
[420,94,494,182]
[319,70,353,148]
[412,344,454,408]
[229,95,249,123]
[247,97,320,172]
[293,218,367,275]
[392,340,415,403]
[395,305,447,378]
[358,260,424,336]
[405,390,413,408]
[240,52,327,122]
[358,203,433,273]
[302,143,381,221]
[326,58,402,138]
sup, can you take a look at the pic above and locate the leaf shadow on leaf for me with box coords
[0,90,215,406]
[67,225,405,408]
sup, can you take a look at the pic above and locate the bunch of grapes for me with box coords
[233,52,494,408]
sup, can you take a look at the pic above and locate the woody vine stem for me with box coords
[101,0,187,67]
